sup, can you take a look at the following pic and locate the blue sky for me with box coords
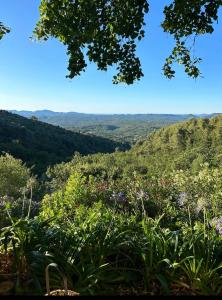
[0,0,222,114]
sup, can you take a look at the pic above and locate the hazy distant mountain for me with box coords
[10,110,68,118]
[10,109,220,122]
[10,109,197,120]
[193,113,222,118]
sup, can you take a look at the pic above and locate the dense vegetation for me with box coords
[33,0,222,83]
[133,115,222,172]
[11,110,213,144]
[1,115,222,296]
[0,110,129,174]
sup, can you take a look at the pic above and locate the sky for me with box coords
[0,0,222,114]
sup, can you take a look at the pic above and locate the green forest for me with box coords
[1,112,222,295]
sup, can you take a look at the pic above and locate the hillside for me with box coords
[0,110,129,174]
[132,115,222,171]
[10,110,198,143]
[48,115,222,188]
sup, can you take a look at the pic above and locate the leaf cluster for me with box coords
[34,0,149,84]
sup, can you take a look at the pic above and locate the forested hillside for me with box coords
[48,115,222,186]
[0,110,129,174]
[133,116,222,172]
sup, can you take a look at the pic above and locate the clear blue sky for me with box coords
[0,0,222,114]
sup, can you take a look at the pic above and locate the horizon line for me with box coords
[6,109,222,116]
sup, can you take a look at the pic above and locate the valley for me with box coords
[1,111,222,296]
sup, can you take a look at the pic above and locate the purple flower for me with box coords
[118,192,127,202]
[109,191,116,200]
[109,191,127,203]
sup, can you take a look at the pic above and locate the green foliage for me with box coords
[171,165,222,218]
[162,0,221,79]
[0,22,10,40]
[41,172,89,220]
[0,153,32,199]
[3,115,222,295]
[38,200,222,295]
[133,115,222,172]
[43,115,222,195]
[0,153,38,229]
[163,38,202,79]
[0,217,55,295]
[3,1,222,81]
[33,0,221,82]
[34,0,148,84]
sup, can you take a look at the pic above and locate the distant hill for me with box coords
[10,110,197,125]
[0,110,129,174]
[10,110,211,143]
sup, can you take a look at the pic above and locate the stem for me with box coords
[27,184,33,219]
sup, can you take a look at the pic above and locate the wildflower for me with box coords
[195,197,209,214]
[177,192,187,207]
[136,190,149,200]
[109,191,116,200]
[118,192,127,202]
[0,195,14,208]
[109,191,127,203]
[212,216,222,235]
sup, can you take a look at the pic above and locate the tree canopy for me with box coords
[34,0,149,85]
[1,1,222,84]
[162,0,221,79]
